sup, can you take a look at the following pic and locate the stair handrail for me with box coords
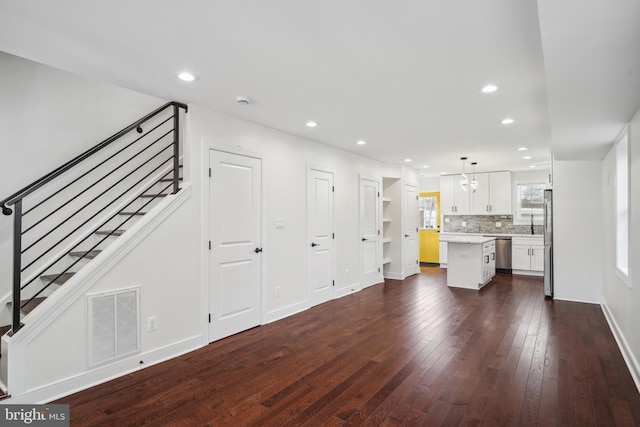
[1,101,188,215]
[1,100,188,336]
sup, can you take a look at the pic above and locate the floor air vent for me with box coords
[88,288,140,367]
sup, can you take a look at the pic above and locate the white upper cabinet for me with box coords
[468,171,512,215]
[440,175,470,215]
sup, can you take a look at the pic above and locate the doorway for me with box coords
[307,165,335,307]
[419,192,440,264]
[208,148,262,342]
[360,175,382,288]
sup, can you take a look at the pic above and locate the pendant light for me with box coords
[459,157,468,191]
[470,162,478,193]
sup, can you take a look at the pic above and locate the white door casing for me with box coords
[307,166,335,307]
[403,183,419,277]
[209,149,262,342]
[360,176,381,288]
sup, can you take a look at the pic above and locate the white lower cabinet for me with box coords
[483,240,496,283]
[512,237,544,275]
[439,241,448,267]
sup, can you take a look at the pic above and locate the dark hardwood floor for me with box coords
[57,267,640,426]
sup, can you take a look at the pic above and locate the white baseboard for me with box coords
[335,283,361,298]
[1,335,203,405]
[383,271,404,280]
[512,270,543,277]
[265,300,309,324]
[601,302,640,394]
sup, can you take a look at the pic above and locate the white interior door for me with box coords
[360,176,381,288]
[404,183,419,277]
[308,166,335,307]
[209,149,262,342]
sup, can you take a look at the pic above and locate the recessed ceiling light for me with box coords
[404,158,412,163]
[177,71,197,82]
[501,118,515,125]
[523,156,532,160]
[518,147,528,151]
[357,140,366,145]
[422,165,429,169]
[481,84,498,93]
[306,121,318,128]
[529,165,537,168]
[441,172,447,175]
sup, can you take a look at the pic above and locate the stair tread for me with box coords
[69,250,102,259]
[40,272,75,285]
[160,177,183,182]
[140,193,169,198]
[95,230,125,236]
[0,325,10,336]
[119,212,146,216]
[7,296,48,315]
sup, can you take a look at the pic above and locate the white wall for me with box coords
[418,176,440,192]
[601,107,640,388]
[552,160,603,303]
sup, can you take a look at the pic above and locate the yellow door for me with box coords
[419,192,440,263]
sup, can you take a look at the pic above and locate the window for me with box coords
[616,130,629,280]
[419,194,438,229]
[516,183,545,222]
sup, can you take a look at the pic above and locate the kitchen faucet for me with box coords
[531,214,534,235]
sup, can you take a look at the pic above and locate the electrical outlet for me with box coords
[147,316,157,332]
[275,286,280,297]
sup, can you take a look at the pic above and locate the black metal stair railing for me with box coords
[0,101,188,335]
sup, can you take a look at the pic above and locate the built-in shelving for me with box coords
[382,177,401,278]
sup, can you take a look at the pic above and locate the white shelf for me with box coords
[382,237,392,243]
[382,197,392,203]
[382,257,392,264]
[382,218,392,223]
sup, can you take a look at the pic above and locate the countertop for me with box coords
[439,232,542,239]
[439,235,496,244]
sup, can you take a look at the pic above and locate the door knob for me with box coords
[254,247,263,253]
[405,234,409,237]
[362,238,368,241]
[311,242,319,247]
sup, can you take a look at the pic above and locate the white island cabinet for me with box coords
[440,235,496,289]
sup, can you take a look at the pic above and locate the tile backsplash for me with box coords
[442,215,543,235]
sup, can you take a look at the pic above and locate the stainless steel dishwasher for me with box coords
[485,236,512,274]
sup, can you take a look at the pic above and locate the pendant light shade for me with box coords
[460,157,468,191]
[471,162,478,193]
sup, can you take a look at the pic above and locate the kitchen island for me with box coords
[440,235,496,289]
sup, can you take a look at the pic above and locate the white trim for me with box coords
[2,335,202,404]
[383,271,404,280]
[601,301,640,394]
[264,301,308,324]
[335,283,361,298]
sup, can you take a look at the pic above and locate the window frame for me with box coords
[513,181,546,225]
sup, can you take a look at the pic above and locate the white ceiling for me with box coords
[1,0,638,177]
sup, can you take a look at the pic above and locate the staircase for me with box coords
[0,102,187,395]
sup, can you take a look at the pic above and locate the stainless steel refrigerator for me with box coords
[544,189,553,297]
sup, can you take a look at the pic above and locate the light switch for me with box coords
[462,221,466,228]
[275,218,285,229]
[496,222,502,228]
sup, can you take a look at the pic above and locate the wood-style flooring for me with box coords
[57,267,640,426]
